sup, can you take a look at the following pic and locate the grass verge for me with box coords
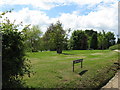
[23,50,118,88]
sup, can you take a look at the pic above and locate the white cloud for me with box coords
[0,0,4,5]
[1,0,118,36]
[70,0,102,6]
[1,0,118,10]
[1,0,69,10]
[2,8,52,33]
[53,1,118,38]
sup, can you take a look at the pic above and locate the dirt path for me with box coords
[114,50,120,52]
[101,71,120,89]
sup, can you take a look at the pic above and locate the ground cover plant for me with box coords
[23,50,118,88]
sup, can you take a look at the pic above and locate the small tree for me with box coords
[98,30,108,50]
[24,25,42,52]
[54,21,66,53]
[90,32,98,49]
[85,29,97,49]
[106,32,115,48]
[42,24,56,51]
[1,11,31,88]
[43,21,66,54]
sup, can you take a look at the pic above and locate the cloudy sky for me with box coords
[0,0,119,37]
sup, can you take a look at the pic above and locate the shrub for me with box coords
[109,44,120,50]
[1,12,31,88]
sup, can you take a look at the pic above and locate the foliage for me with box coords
[90,32,98,49]
[117,38,120,44]
[42,21,66,53]
[69,30,88,50]
[68,30,115,50]
[105,32,115,48]
[98,30,115,50]
[85,29,97,36]
[109,44,120,50]
[85,30,96,49]
[38,38,45,52]
[1,11,31,88]
[24,25,42,52]
[42,24,56,51]
[98,31,106,49]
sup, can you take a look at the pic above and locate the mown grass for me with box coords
[23,50,118,88]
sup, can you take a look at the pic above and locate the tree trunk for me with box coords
[57,48,62,54]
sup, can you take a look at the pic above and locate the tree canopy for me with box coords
[90,32,98,49]
[70,30,88,50]
[43,21,66,53]
[24,25,42,52]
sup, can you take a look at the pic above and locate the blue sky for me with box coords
[0,0,119,37]
[1,2,91,17]
[44,4,78,18]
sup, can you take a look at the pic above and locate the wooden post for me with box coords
[73,62,74,72]
[81,61,82,68]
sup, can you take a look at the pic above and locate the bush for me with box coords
[109,44,120,50]
[1,12,31,88]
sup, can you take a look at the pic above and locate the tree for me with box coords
[1,11,31,88]
[117,38,120,44]
[98,30,116,50]
[42,24,56,51]
[105,32,115,48]
[24,25,42,52]
[54,21,67,53]
[70,30,88,50]
[85,29,95,36]
[90,32,98,49]
[98,32,103,49]
[85,29,97,49]
[98,30,110,50]
[38,37,45,52]
[43,21,66,54]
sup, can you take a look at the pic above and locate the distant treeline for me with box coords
[24,21,119,53]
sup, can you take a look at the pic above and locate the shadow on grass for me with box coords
[61,53,74,55]
[79,70,88,76]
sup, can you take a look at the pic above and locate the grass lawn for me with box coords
[23,50,118,88]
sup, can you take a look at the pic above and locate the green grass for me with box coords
[23,50,118,88]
